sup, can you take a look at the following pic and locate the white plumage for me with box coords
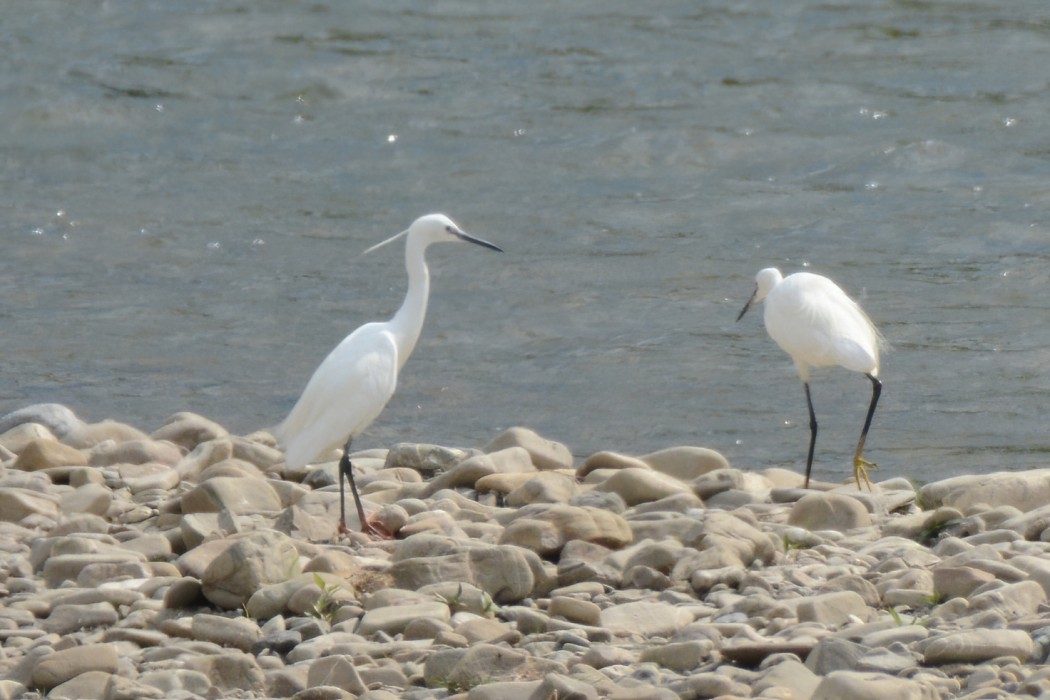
[279,325,398,470]
[738,267,885,489]
[275,213,502,534]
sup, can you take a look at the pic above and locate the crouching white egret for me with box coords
[736,267,885,490]
[275,213,502,535]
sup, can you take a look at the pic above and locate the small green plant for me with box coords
[428,676,468,693]
[307,573,342,623]
[433,584,500,617]
[434,583,465,610]
[911,480,930,511]
[885,601,939,627]
[919,592,942,607]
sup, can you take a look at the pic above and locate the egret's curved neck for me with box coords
[390,235,430,368]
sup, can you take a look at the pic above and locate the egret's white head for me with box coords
[736,267,784,321]
[362,213,502,255]
[753,267,783,302]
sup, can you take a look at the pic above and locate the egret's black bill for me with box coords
[736,287,757,321]
[457,231,503,252]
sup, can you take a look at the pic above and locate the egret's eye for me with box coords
[445,225,453,233]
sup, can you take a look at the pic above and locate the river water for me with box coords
[3,0,1050,484]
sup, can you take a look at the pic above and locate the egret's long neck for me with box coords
[390,235,430,369]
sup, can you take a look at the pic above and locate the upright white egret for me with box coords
[736,267,885,490]
[275,213,502,535]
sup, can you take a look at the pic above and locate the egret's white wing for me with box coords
[766,273,881,375]
[277,322,399,468]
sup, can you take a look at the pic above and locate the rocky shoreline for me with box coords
[1,403,1049,700]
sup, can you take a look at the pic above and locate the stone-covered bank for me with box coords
[1,403,1049,699]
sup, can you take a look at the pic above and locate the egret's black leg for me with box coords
[336,440,350,533]
[853,373,882,490]
[337,438,371,535]
[803,382,818,489]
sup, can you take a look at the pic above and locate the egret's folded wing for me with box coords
[277,324,399,468]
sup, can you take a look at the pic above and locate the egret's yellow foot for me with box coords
[853,454,876,491]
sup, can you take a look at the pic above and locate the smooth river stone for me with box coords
[594,467,692,506]
[59,483,112,516]
[0,422,56,455]
[46,671,115,700]
[820,573,881,607]
[453,617,514,646]
[919,468,1050,513]
[0,488,60,523]
[485,426,574,471]
[969,579,1046,617]
[31,643,119,690]
[306,656,367,695]
[600,600,694,637]
[191,613,262,651]
[614,537,684,574]
[691,468,768,500]
[505,471,578,506]
[811,670,939,700]
[137,669,213,696]
[423,446,535,495]
[43,552,147,587]
[639,446,730,480]
[998,503,1050,540]
[200,531,302,609]
[43,601,119,634]
[1010,554,1050,597]
[383,442,469,473]
[89,438,183,467]
[577,451,651,480]
[66,420,151,449]
[357,600,451,636]
[173,438,235,481]
[931,565,996,600]
[680,511,776,567]
[639,640,714,671]
[499,504,632,555]
[180,476,283,514]
[475,471,544,496]
[118,462,181,493]
[788,492,873,532]
[796,591,872,627]
[923,629,1035,664]
[151,412,230,450]
[389,539,548,604]
[549,596,601,626]
[754,659,822,699]
[678,673,751,699]
[441,642,567,689]
[230,436,286,473]
[181,650,265,692]
[362,586,431,609]
[12,439,87,471]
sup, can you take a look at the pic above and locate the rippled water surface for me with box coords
[3,0,1050,483]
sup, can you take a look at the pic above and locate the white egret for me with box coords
[736,267,885,489]
[275,213,502,535]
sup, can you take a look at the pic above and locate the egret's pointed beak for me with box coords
[455,229,503,253]
[736,286,758,322]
